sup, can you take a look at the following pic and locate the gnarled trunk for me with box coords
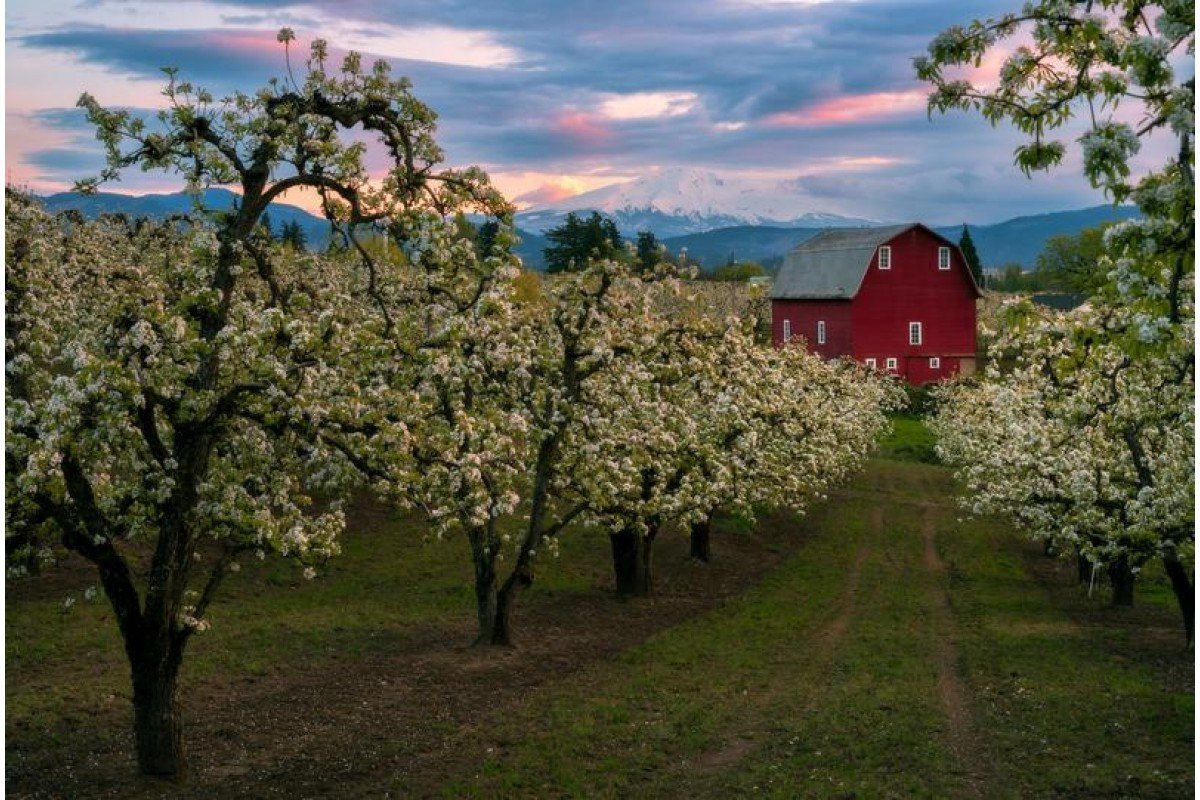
[467,527,500,646]
[1162,552,1194,647]
[690,516,712,563]
[472,569,499,647]
[640,524,659,596]
[488,585,516,647]
[610,527,645,597]
[1108,556,1135,607]
[1075,546,1091,585]
[610,525,657,597]
[131,642,186,779]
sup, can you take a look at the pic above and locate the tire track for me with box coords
[921,504,989,799]
[686,519,873,778]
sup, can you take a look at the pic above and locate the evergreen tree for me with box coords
[260,211,275,240]
[543,211,623,273]
[634,230,662,274]
[477,220,500,259]
[958,225,984,288]
[280,219,308,251]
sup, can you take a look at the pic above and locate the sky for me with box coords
[3,0,1177,224]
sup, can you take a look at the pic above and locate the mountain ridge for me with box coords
[36,187,1137,271]
[515,167,881,237]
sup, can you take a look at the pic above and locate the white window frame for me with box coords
[782,319,792,343]
[865,357,877,369]
[929,356,941,369]
[909,321,922,346]
[878,245,891,270]
[816,320,826,345]
[885,357,898,371]
[938,246,951,270]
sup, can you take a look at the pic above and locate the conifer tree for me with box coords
[958,225,984,287]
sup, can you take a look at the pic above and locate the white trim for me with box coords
[885,357,898,371]
[782,319,792,343]
[909,321,922,345]
[816,320,826,344]
[864,357,877,369]
[938,246,951,270]
[878,245,891,270]
[929,356,941,369]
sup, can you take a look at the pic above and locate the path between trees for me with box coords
[9,459,1191,798]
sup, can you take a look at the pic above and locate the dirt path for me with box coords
[921,504,989,798]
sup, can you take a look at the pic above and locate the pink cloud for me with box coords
[550,112,614,146]
[515,181,580,206]
[763,90,928,128]
[203,30,294,56]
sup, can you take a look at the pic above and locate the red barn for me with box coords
[770,224,981,384]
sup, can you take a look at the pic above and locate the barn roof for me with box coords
[770,223,980,300]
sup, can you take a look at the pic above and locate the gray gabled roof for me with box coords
[771,223,969,300]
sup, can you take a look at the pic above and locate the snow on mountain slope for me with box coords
[515,168,883,236]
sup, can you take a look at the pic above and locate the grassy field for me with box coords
[6,419,1193,798]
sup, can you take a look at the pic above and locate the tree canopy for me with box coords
[921,0,1194,641]
[7,32,515,779]
[542,211,624,273]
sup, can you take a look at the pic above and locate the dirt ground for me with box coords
[5,506,804,800]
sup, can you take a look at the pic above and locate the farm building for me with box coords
[771,224,980,384]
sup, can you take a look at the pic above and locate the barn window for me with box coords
[938,247,951,270]
[817,320,826,344]
[909,321,922,345]
[886,357,897,371]
[878,246,891,270]
[929,357,941,369]
[782,319,792,342]
[865,358,877,369]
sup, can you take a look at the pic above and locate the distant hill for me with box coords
[39,189,1138,273]
[655,205,1139,271]
[662,225,824,269]
[940,205,1141,268]
[513,228,549,271]
[40,188,334,247]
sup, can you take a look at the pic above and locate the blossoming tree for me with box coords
[566,312,900,596]
[5,33,510,778]
[478,257,683,644]
[933,302,1193,615]
[919,1,1194,642]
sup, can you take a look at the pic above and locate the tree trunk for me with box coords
[489,583,516,647]
[131,648,186,779]
[610,527,643,597]
[472,565,499,647]
[1162,553,1194,647]
[467,528,499,646]
[1108,556,1135,607]
[1076,546,1091,585]
[639,524,658,597]
[690,516,712,563]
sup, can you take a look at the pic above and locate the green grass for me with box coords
[878,412,940,463]
[8,442,1192,797]
[428,458,1192,798]
[5,505,613,725]
[941,515,1193,798]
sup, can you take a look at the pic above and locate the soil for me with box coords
[5,504,805,800]
[921,504,988,799]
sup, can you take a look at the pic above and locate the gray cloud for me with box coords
[15,0,1121,221]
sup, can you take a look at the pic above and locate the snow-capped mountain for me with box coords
[515,168,883,237]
